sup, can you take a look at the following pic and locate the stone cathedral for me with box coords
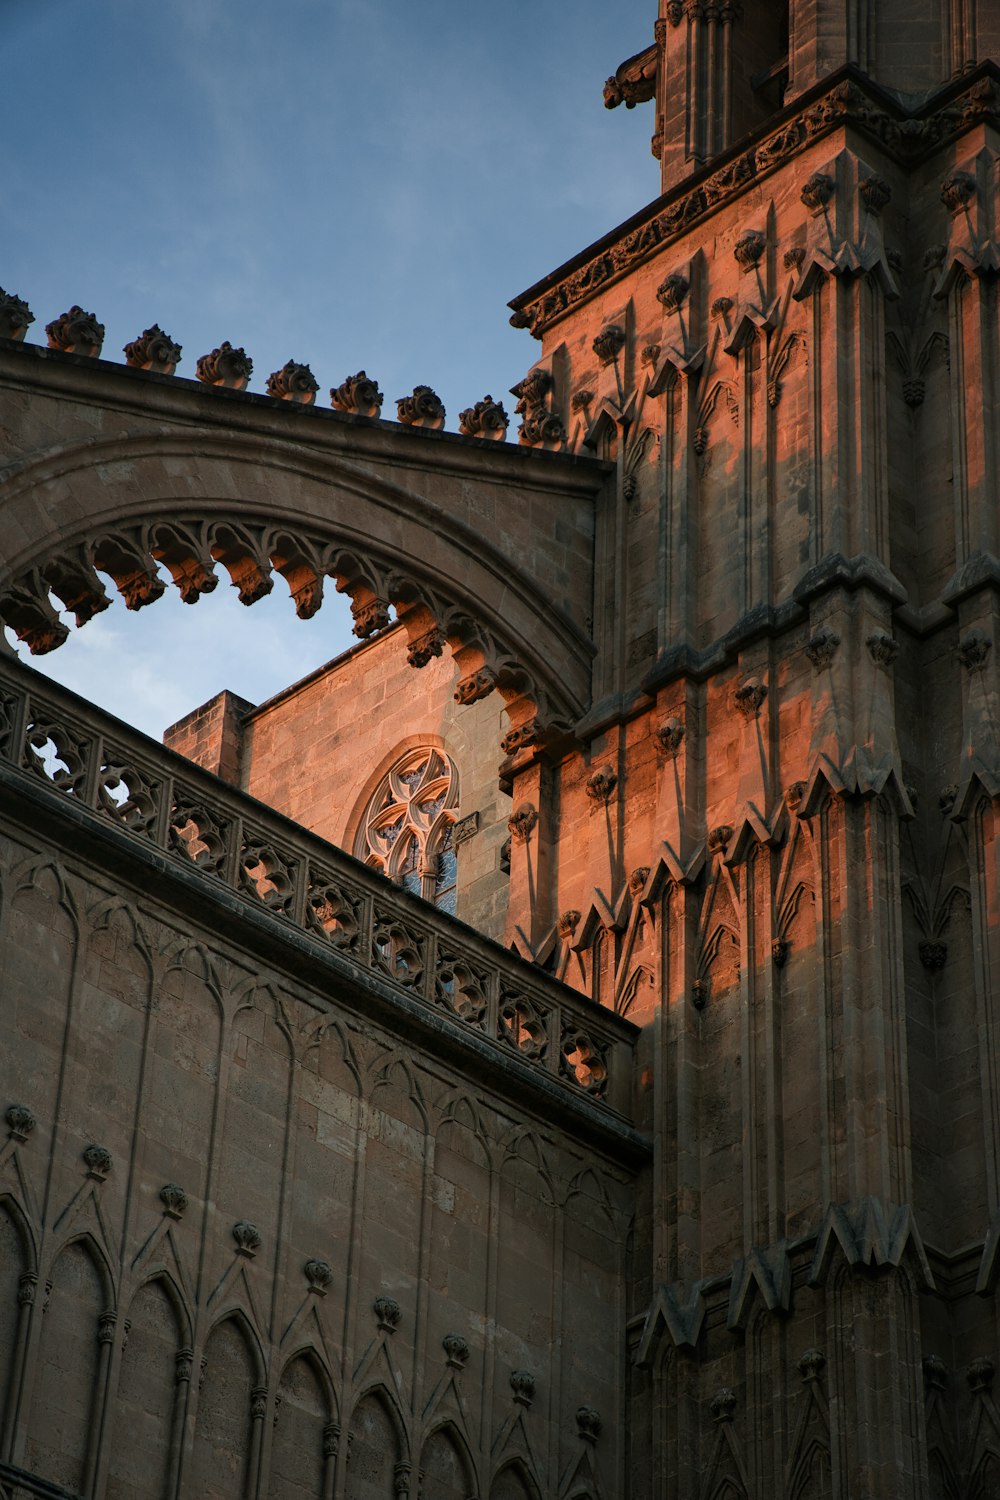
[1,2,999,1496]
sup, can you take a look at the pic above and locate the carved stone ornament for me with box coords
[250,1386,268,1421]
[83,1144,112,1179]
[665,0,683,22]
[866,631,900,668]
[175,1348,194,1385]
[98,1311,116,1345]
[0,288,35,342]
[800,171,835,213]
[443,1332,470,1368]
[785,781,806,810]
[656,272,689,313]
[859,175,891,215]
[629,865,650,895]
[304,1258,333,1293]
[658,717,685,756]
[518,408,567,448]
[501,719,540,756]
[968,1356,995,1394]
[196,341,253,389]
[691,977,707,1010]
[232,1220,262,1256]
[571,388,594,411]
[159,1182,188,1218]
[576,1406,602,1442]
[924,243,947,271]
[557,909,581,940]
[374,1294,402,1332]
[641,343,660,367]
[265,361,319,404]
[507,804,537,842]
[123,324,182,375]
[784,247,806,270]
[46,306,105,357]
[958,628,992,670]
[919,940,947,973]
[407,625,446,669]
[452,811,479,845]
[922,1355,947,1389]
[396,385,445,429]
[798,1348,826,1382]
[330,369,384,417]
[5,1103,36,1141]
[592,324,626,364]
[454,666,497,705]
[707,824,732,855]
[734,230,766,270]
[772,937,790,968]
[458,394,509,440]
[322,1422,341,1458]
[941,170,977,214]
[734,676,767,720]
[393,1462,411,1496]
[586,766,618,802]
[710,1387,737,1423]
[805,625,841,670]
[510,1369,535,1407]
[939,784,959,814]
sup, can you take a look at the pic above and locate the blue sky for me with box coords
[3,0,656,739]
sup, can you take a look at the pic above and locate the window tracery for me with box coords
[355,746,459,913]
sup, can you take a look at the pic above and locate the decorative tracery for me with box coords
[355,747,459,913]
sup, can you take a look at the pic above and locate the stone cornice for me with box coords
[509,62,1000,338]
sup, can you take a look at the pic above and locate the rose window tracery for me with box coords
[355,747,459,913]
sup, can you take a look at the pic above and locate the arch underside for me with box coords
[0,434,596,744]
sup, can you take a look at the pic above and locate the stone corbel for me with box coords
[934,148,1000,297]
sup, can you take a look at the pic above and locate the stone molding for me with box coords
[509,65,1000,337]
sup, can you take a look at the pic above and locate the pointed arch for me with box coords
[420,1418,479,1500]
[107,1274,185,1500]
[368,1051,430,1133]
[348,1382,409,1499]
[269,1347,336,1500]
[491,1455,544,1500]
[130,1265,194,1346]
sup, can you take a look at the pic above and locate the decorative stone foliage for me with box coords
[83,1144,112,1178]
[5,1104,36,1141]
[232,1220,262,1256]
[123,325,182,374]
[0,288,34,342]
[265,360,319,403]
[458,394,509,440]
[159,1182,188,1218]
[396,385,445,429]
[46,306,105,356]
[330,369,384,416]
[196,341,253,388]
[374,1294,402,1332]
[510,1370,535,1407]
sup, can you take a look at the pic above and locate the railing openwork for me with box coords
[0,656,636,1118]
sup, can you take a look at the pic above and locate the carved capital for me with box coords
[250,1386,268,1421]
[0,287,34,342]
[691,977,708,1010]
[123,324,182,375]
[734,676,767,720]
[175,1348,194,1385]
[159,1182,187,1219]
[866,631,899,668]
[800,171,835,213]
[576,1405,602,1442]
[196,341,253,389]
[784,246,806,271]
[968,1356,995,1394]
[592,324,626,364]
[798,1348,826,1382]
[458,395,509,440]
[507,804,537,843]
[330,369,383,417]
[443,1332,470,1368]
[665,0,683,24]
[707,824,732,855]
[629,865,650,895]
[919,940,947,972]
[396,385,445,429]
[5,1104,36,1142]
[304,1258,333,1293]
[586,766,618,802]
[557,909,581,939]
[922,1354,948,1389]
[374,1294,401,1332]
[941,170,977,214]
[265,361,319,404]
[322,1422,341,1458]
[83,1144,112,1179]
[232,1220,261,1256]
[571,388,594,412]
[734,230,766,270]
[656,273,689,313]
[939,784,958,815]
[710,1387,737,1422]
[805,626,840,669]
[785,780,806,810]
[510,1369,535,1407]
[46,306,105,357]
[859,175,891,215]
[958,628,992,670]
[97,1311,116,1345]
[657,717,685,756]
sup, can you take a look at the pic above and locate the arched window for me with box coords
[354,746,459,912]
